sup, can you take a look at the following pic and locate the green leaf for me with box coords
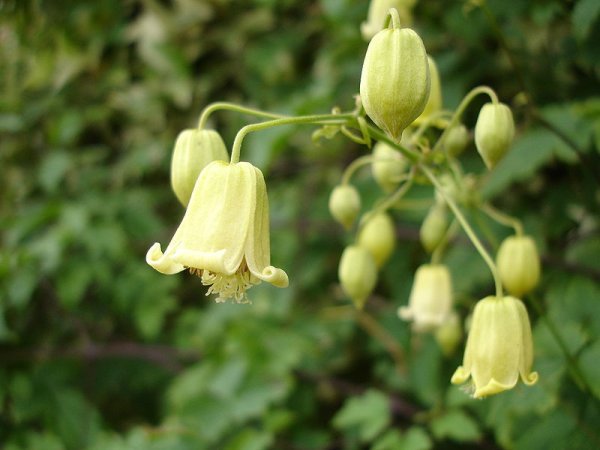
[430,409,481,442]
[579,339,600,398]
[224,428,274,450]
[400,427,433,450]
[333,389,391,442]
[572,0,600,41]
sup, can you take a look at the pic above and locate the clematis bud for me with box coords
[474,102,515,169]
[338,245,378,309]
[170,129,229,207]
[329,184,361,229]
[361,0,415,40]
[420,203,448,253]
[414,56,442,126]
[443,124,469,157]
[358,212,396,267]
[435,312,462,356]
[371,141,407,193]
[398,264,453,331]
[496,235,540,297]
[147,160,288,303]
[360,8,430,141]
[451,296,538,398]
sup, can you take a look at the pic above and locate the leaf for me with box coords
[332,389,391,442]
[572,0,600,41]
[579,339,600,398]
[430,409,481,442]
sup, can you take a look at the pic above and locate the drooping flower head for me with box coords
[147,160,288,303]
[451,296,538,398]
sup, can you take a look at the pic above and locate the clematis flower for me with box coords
[398,264,453,331]
[146,160,288,303]
[451,295,538,398]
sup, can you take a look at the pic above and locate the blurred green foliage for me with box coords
[1,0,599,449]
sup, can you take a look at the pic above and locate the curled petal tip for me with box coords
[257,266,289,288]
[521,371,539,386]
[473,378,516,399]
[146,243,185,275]
[397,306,412,320]
[451,366,470,385]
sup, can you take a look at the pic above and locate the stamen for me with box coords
[189,260,257,303]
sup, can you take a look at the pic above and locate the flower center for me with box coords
[190,260,258,303]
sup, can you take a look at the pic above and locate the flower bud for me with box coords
[414,56,442,126]
[474,102,515,169]
[443,123,469,157]
[398,264,453,331]
[435,312,462,356]
[171,129,229,207]
[371,141,407,192]
[496,235,541,297]
[358,212,396,267]
[338,245,378,309]
[361,0,415,40]
[329,184,361,229]
[420,204,448,253]
[360,8,430,141]
[451,296,538,398]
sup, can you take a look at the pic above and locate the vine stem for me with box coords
[363,124,421,162]
[197,102,287,130]
[420,165,504,298]
[360,170,414,227]
[341,155,375,185]
[432,85,499,153]
[230,114,354,164]
[482,203,523,236]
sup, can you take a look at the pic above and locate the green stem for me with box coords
[198,102,287,130]
[410,110,453,144]
[432,85,498,154]
[421,165,503,298]
[363,124,421,162]
[361,170,414,226]
[230,114,353,163]
[431,219,459,265]
[482,203,524,236]
[341,155,375,185]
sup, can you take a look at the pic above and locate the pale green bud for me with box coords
[171,129,229,207]
[443,123,469,157]
[474,102,515,169]
[496,235,541,297]
[329,184,361,229]
[338,245,378,309]
[451,296,538,398]
[360,8,430,141]
[371,141,407,193]
[358,212,396,267]
[398,264,453,331]
[414,56,442,126]
[435,312,462,356]
[419,204,448,253]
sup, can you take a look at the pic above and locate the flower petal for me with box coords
[146,242,185,275]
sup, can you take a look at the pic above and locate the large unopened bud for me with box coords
[360,8,430,141]
[171,129,229,206]
[361,0,415,40]
[329,184,361,230]
[371,141,407,192]
[474,102,515,169]
[420,203,448,253]
[358,212,396,267]
[414,56,442,126]
[496,235,541,297]
[338,245,378,309]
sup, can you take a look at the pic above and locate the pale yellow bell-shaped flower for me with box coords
[398,264,453,331]
[451,295,538,398]
[146,160,288,303]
